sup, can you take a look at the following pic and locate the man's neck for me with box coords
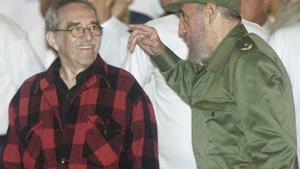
[59,65,86,89]
[215,19,240,47]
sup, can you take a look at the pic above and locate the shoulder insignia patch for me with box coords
[240,43,252,51]
[237,35,253,51]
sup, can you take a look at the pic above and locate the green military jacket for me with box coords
[151,24,297,169]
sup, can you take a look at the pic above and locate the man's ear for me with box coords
[46,31,59,51]
[205,2,218,24]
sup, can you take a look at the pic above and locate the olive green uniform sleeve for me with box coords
[151,47,202,104]
[233,51,297,169]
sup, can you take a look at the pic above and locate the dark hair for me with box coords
[45,0,99,31]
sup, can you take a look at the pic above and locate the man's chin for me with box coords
[79,54,97,65]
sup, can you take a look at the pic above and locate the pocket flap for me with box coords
[198,98,233,111]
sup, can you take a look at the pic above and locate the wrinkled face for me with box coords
[179,3,209,63]
[240,0,268,25]
[49,3,101,70]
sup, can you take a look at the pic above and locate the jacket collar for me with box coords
[203,23,248,73]
[42,54,109,88]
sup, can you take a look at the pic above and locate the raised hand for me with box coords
[127,24,166,56]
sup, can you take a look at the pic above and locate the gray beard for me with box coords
[187,47,210,64]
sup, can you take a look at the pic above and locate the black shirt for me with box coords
[54,60,94,126]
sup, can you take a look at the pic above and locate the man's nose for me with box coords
[80,28,94,40]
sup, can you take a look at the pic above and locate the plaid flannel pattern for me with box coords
[2,56,159,169]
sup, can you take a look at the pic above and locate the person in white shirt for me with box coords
[124,14,195,169]
[88,0,130,67]
[0,13,44,163]
[0,0,54,67]
[268,23,300,165]
[123,11,269,169]
[129,0,165,23]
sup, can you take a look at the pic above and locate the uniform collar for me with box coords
[203,23,248,73]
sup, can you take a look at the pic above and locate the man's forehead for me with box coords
[58,3,97,23]
[59,2,95,17]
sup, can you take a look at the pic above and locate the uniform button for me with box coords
[103,129,108,136]
[211,112,215,117]
[66,94,70,99]
[61,158,66,165]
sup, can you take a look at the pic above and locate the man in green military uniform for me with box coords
[127,0,298,168]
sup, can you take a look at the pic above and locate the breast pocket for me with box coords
[20,121,43,168]
[199,99,244,155]
[83,115,125,167]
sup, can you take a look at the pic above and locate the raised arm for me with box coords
[127,24,201,104]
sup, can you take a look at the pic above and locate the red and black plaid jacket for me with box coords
[2,56,159,169]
